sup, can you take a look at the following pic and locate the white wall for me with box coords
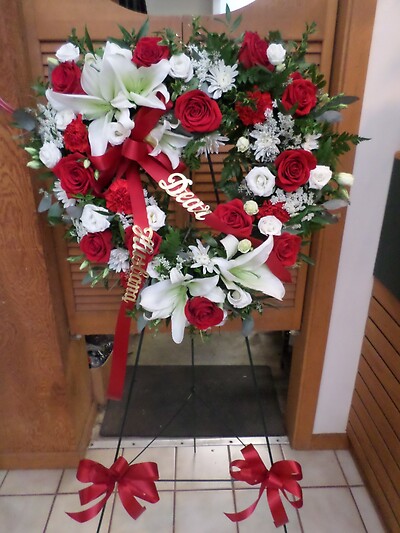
[313,0,400,433]
[146,0,213,16]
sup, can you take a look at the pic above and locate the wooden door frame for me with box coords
[287,0,378,449]
[8,0,378,461]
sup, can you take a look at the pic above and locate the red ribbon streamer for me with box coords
[0,96,14,115]
[93,103,291,399]
[67,456,159,523]
[225,444,303,527]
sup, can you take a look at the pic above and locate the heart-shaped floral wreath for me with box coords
[17,17,361,351]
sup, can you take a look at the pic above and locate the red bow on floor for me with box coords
[225,444,303,527]
[67,456,159,523]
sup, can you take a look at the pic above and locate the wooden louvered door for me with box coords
[21,0,338,335]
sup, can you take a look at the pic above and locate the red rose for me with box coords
[257,201,290,223]
[281,73,317,116]
[132,37,170,67]
[79,230,113,263]
[53,153,95,198]
[238,31,273,70]
[273,233,302,266]
[235,90,273,126]
[174,90,222,133]
[63,114,90,153]
[51,61,84,94]
[184,297,224,330]
[274,149,317,192]
[213,199,254,237]
[105,178,132,214]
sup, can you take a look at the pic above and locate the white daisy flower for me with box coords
[53,180,76,208]
[196,132,229,156]
[206,60,238,99]
[108,247,130,273]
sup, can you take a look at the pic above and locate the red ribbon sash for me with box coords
[93,103,291,399]
[67,456,159,523]
[225,444,303,527]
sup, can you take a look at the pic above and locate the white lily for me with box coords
[213,235,285,300]
[146,119,191,169]
[46,42,170,156]
[140,268,225,343]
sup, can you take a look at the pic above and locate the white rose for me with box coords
[227,287,252,309]
[236,136,249,153]
[245,167,276,197]
[80,204,111,233]
[337,172,354,187]
[146,205,166,231]
[308,165,333,189]
[258,215,282,236]
[39,141,62,168]
[243,200,259,216]
[169,54,193,82]
[55,42,80,63]
[55,109,76,131]
[267,43,286,66]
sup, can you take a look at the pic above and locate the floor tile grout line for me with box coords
[0,470,8,491]
[334,449,351,487]
[42,473,63,533]
[106,490,117,533]
[172,446,177,533]
[348,486,370,533]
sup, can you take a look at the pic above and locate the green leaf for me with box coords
[231,14,242,33]
[84,26,95,54]
[118,24,133,42]
[298,252,315,266]
[225,3,231,23]
[136,18,149,42]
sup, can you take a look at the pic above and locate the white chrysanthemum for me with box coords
[196,133,229,156]
[189,240,218,275]
[188,44,214,85]
[108,248,130,273]
[206,60,238,99]
[53,180,76,208]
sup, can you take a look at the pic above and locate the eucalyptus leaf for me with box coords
[12,109,37,131]
[37,194,52,213]
[241,315,254,337]
[136,313,147,333]
[322,199,349,210]
[82,272,94,285]
[316,110,342,123]
[48,202,62,218]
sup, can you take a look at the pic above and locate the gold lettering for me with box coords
[159,172,212,222]
[121,225,154,304]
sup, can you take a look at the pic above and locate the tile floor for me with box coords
[0,438,387,532]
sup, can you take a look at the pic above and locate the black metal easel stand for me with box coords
[96,329,288,533]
